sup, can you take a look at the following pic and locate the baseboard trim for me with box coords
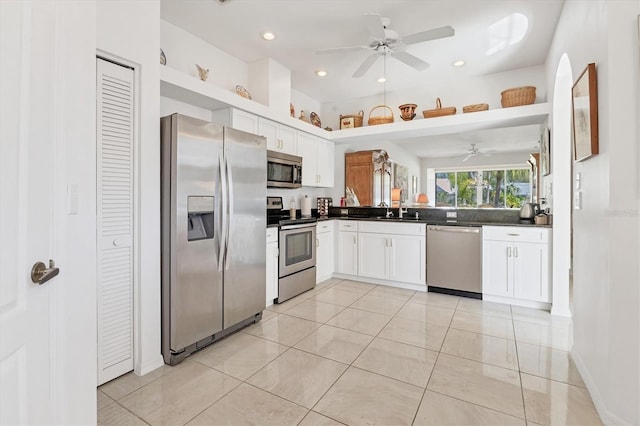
[135,356,165,376]
[331,273,427,293]
[570,349,628,425]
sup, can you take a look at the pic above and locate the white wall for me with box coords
[97,1,164,376]
[320,65,547,131]
[161,19,249,94]
[545,1,640,424]
[52,2,98,423]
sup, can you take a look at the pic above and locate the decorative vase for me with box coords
[398,103,417,121]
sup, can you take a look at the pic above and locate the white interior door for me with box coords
[1,2,56,423]
[1,2,97,424]
[96,58,135,385]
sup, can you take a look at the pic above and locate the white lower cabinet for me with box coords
[483,226,551,306]
[336,221,358,275]
[266,227,278,307]
[316,222,334,283]
[357,221,426,286]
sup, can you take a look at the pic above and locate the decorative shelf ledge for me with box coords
[329,103,550,144]
[160,66,329,138]
[160,66,550,145]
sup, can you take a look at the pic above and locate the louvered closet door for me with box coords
[97,58,134,385]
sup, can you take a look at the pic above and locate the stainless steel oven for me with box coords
[267,150,302,188]
[277,222,316,302]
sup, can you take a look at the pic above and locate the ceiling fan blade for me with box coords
[352,53,379,78]
[391,51,430,71]
[402,25,455,45]
[462,153,474,162]
[316,45,369,55]
[364,13,386,40]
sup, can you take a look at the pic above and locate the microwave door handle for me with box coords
[217,154,227,272]
[295,165,301,184]
[224,155,233,271]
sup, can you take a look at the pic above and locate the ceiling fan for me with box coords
[462,144,489,162]
[316,13,455,78]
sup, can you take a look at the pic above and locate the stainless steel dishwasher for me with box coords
[426,225,483,299]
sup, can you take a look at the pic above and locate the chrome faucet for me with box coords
[385,208,394,218]
[399,205,408,218]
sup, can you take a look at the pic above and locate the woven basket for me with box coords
[339,110,364,129]
[501,86,536,108]
[463,103,489,113]
[368,105,394,126]
[422,98,456,118]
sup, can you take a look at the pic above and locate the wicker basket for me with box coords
[339,110,364,129]
[501,86,536,108]
[463,103,489,113]
[422,98,456,118]
[368,105,394,126]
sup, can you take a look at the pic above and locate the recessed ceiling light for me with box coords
[377,76,387,83]
[261,32,275,41]
[452,60,465,67]
[315,70,327,77]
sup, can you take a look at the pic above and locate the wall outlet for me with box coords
[446,211,457,218]
[340,209,349,215]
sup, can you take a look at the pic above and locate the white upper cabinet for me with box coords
[297,131,334,188]
[258,117,297,155]
[211,107,258,134]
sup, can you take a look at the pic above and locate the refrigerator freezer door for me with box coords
[161,114,224,354]
[223,127,267,328]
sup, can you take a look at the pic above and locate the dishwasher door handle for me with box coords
[428,226,480,233]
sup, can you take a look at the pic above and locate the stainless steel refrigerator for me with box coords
[160,113,266,365]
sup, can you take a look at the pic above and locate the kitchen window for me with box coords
[435,167,531,208]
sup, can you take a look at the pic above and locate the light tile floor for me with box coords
[98,278,602,426]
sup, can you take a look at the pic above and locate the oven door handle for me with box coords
[280,223,317,230]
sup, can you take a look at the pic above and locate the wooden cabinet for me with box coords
[211,107,258,134]
[258,117,297,154]
[266,227,279,307]
[345,151,374,207]
[298,132,334,187]
[483,226,551,307]
[336,221,358,275]
[316,221,334,283]
[357,221,426,285]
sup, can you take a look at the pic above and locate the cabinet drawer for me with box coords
[483,226,550,243]
[359,221,425,236]
[316,221,334,234]
[337,221,358,232]
[266,227,278,243]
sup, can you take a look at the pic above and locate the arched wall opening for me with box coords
[550,53,573,317]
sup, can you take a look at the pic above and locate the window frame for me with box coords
[434,165,532,209]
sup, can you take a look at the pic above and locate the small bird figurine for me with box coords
[195,64,209,81]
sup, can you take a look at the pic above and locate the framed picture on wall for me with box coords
[540,127,551,176]
[572,63,599,162]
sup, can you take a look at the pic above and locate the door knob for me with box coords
[31,259,60,285]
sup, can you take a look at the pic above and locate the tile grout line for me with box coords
[411,294,459,425]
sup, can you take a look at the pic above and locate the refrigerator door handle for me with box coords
[224,155,234,271]
[218,154,227,272]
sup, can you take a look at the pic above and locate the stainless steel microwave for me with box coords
[267,150,302,188]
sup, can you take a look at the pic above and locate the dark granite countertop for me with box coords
[316,215,552,228]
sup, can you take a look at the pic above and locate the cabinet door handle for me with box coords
[507,233,520,236]
[316,238,319,247]
[507,247,512,257]
[514,247,518,257]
